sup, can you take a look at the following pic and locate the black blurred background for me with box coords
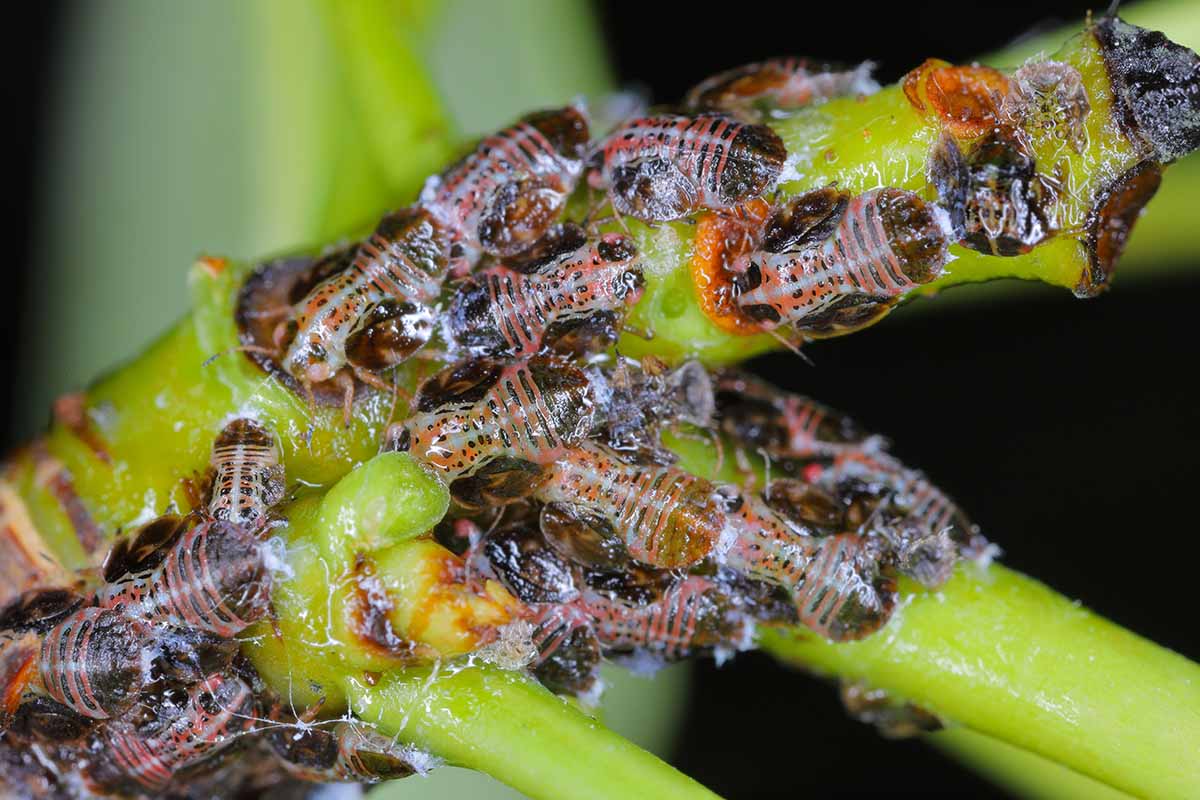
[7,2,1198,797]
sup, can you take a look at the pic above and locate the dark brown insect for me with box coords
[466,522,580,606]
[821,450,989,559]
[928,131,1057,257]
[1080,159,1162,296]
[37,607,151,720]
[531,622,602,699]
[92,672,257,793]
[207,418,285,527]
[715,369,878,461]
[588,114,786,222]
[1092,15,1200,164]
[421,106,590,272]
[97,520,271,638]
[100,513,191,584]
[685,57,879,121]
[269,721,428,784]
[446,225,643,358]
[840,682,943,739]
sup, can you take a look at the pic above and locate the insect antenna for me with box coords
[759,447,773,495]
[581,186,610,232]
[202,343,277,368]
[766,327,813,365]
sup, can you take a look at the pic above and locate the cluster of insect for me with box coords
[1,419,432,797]
[3,50,1101,797]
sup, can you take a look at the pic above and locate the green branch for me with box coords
[929,728,1134,800]
[758,566,1200,799]
[347,666,718,800]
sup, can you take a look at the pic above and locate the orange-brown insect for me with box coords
[536,441,724,569]
[734,187,951,335]
[685,57,878,121]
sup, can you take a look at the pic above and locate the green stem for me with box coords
[755,565,1200,799]
[346,665,718,800]
[929,728,1134,800]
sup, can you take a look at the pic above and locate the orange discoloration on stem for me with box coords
[346,555,436,664]
[0,482,73,607]
[903,58,1011,138]
[195,255,229,278]
[690,199,771,335]
[370,540,518,658]
[0,633,40,718]
[30,441,103,558]
[52,393,111,465]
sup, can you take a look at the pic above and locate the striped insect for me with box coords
[97,520,271,638]
[446,224,643,358]
[207,418,285,527]
[722,489,896,641]
[37,607,151,721]
[390,357,594,508]
[1,590,99,743]
[715,369,880,461]
[588,113,787,222]
[95,672,256,793]
[274,206,450,420]
[821,450,989,558]
[735,187,951,336]
[685,57,879,122]
[535,441,725,569]
[531,576,747,663]
[421,106,590,273]
[270,721,429,784]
